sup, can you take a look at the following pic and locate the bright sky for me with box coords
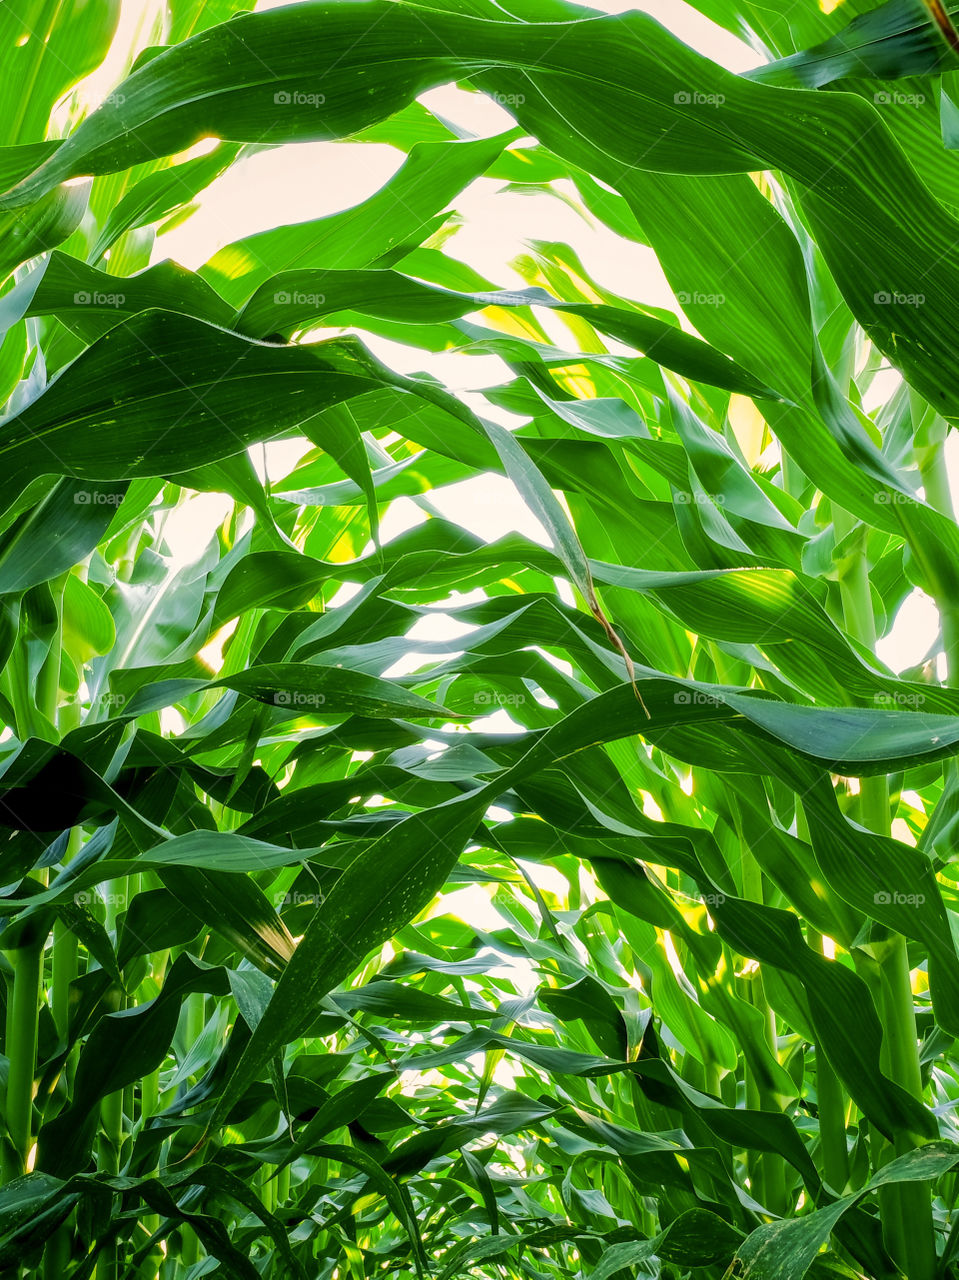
[79,0,937,677]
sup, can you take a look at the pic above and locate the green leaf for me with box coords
[208,789,491,1132]
[751,0,959,87]
[202,133,513,308]
[0,478,127,595]
[0,312,401,510]
[736,1143,959,1279]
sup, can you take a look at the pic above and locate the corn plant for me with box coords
[4,0,959,1276]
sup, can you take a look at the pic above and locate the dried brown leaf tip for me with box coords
[588,591,652,719]
[924,0,959,56]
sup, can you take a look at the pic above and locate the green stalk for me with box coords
[918,425,956,521]
[121,875,142,1134]
[140,947,169,1127]
[808,931,849,1193]
[94,534,128,1280]
[42,652,78,1273]
[97,882,126,1280]
[797,801,850,1193]
[99,885,125,1175]
[743,1038,765,1208]
[42,1227,71,1279]
[176,986,208,1271]
[275,1160,291,1210]
[180,1228,200,1270]
[140,1067,158,1124]
[138,949,170,1255]
[2,932,43,1181]
[261,1163,277,1216]
[702,1058,721,1099]
[740,846,786,1216]
[834,507,936,1280]
[918,423,959,685]
[51,916,78,1046]
[780,450,807,502]
[52,804,82,1049]
[2,584,69,1185]
[185,991,206,1069]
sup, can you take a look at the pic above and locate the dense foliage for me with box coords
[4,0,959,1276]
